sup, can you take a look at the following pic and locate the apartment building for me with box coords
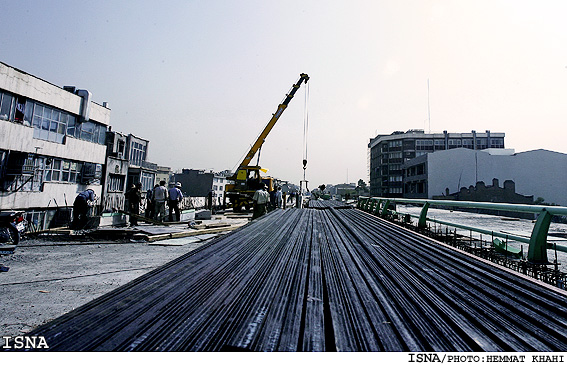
[0,62,110,230]
[368,129,505,197]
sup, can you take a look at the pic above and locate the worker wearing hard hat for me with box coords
[71,188,96,229]
[168,182,183,222]
[252,183,270,220]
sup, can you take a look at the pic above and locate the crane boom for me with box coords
[225,73,309,212]
[237,73,309,171]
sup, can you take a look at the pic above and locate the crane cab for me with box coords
[233,166,273,192]
[225,166,274,212]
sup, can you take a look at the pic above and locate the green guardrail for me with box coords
[357,197,567,264]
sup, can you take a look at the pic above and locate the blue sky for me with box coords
[2,1,567,186]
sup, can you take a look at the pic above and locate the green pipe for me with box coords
[408,212,567,256]
[528,209,553,264]
[369,199,377,213]
[374,199,382,216]
[383,197,567,216]
[366,197,567,263]
[418,202,430,229]
[407,213,530,244]
[381,200,391,218]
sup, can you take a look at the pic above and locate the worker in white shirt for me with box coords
[252,183,270,220]
[153,181,168,222]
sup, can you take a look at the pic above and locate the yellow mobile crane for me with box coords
[225,73,309,212]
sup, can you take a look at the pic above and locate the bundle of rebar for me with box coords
[306,199,352,209]
[25,208,567,351]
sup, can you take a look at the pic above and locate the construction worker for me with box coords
[125,182,142,226]
[252,183,270,220]
[153,181,168,222]
[145,185,157,219]
[72,189,96,229]
[275,186,283,208]
[168,182,183,222]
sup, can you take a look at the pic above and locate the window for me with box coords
[80,121,94,142]
[448,139,462,149]
[67,115,77,137]
[27,101,106,145]
[80,162,102,184]
[107,174,125,192]
[416,140,434,150]
[31,102,69,144]
[98,124,106,144]
[44,158,82,183]
[117,140,125,154]
[129,141,147,166]
[23,98,33,125]
[476,138,488,150]
[462,139,473,149]
[388,152,402,159]
[0,91,13,120]
[61,161,71,182]
[52,160,61,181]
[490,138,504,148]
[390,164,402,172]
[140,172,154,191]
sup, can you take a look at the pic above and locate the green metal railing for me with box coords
[357,197,567,264]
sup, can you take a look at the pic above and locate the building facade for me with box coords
[420,148,567,206]
[101,130,129,212]
[368,129,505,197]
[125,134,157,193]
[0,62,110,230]
[172,169,229,208]
[155,165,171,188]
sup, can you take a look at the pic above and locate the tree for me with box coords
[356,179,369,194]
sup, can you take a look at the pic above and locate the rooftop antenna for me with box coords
[427,78,431,133]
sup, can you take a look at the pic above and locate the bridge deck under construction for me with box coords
[27,205,567,351]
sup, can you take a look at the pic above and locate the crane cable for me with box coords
[302,81,310,180]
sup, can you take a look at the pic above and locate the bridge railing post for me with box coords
[418,202,430,229]
[369,198,377,213]
[374,199,382,216]
[381,200,391,218]
[528,209,553,264]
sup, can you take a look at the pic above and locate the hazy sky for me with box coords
[2,1,566,186]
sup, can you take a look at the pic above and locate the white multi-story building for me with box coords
[407,148,567,206]
[0,62,110,230]
[368,129,506,197]
[212,172,228,205]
